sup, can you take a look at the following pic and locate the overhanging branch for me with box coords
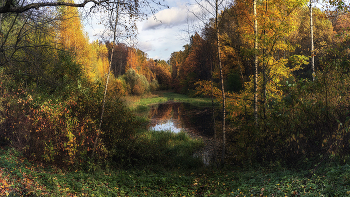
[0,0,127,13]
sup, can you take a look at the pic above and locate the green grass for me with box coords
[2,147,350,196]
[113,130,205,169]
[124,91,218,110]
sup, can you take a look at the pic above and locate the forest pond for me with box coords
[147,101,221,165]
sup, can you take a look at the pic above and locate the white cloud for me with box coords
[137,41,154,52]
[142,7,189,30]
[142,1,212,30]
[84,0,216,60]
[136,25,188,60]
[152,55,161,60]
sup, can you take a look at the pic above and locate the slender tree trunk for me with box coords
[216,0,226,166]
[262,0,268,121]
[92,1,120,158]
[0,0,3,33]
[253,0,258,126]
[310,0,315,81]
[210,61,218,167]
[0,15,2,34]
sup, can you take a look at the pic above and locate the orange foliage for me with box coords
[125,47,156,82]
[178,33,210,92]
[152,60,171,89]
[148,104,173,127]
[333,12,350,43]
[108,77,127,96]
[126,48,138,72]
[181,33,204,76]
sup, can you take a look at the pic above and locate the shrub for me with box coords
[150,79,159,91]
[226,65,350,168]
[109,77,127,96]
[27,98,101,165]
[0,66,141,167]
[123,69,150,95]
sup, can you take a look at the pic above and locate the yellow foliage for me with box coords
[58,4,110,84]
[108,77,127,96]
[226,91,253,120]
[194,80,222,98]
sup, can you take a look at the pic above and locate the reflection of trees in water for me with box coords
[148,102,174,127]
[147,102,222,166]
[177,103,218,137]
[148,102,219,137]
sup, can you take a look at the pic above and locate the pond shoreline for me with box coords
[123,91,219,110]
[144,101,222,166]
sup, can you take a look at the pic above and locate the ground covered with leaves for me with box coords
[1,147,350,196]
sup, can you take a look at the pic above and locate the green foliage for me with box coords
[123,68,150,95]
[2,147,350,196]
[100,98,141,163]
[226,71,243,93]
[152,61,172,90]
[50,52,83,95]
[0,51,141,167]
[149,79,160,91]
[227,58,350,168]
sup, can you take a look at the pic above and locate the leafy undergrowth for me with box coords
[1,147,350,196]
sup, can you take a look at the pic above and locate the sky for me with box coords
[83,0,327,61]
[134,0,209,61]
[84,0,216,61]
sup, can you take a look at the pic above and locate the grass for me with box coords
[113,130,205,169]
[1,147,350,196]
[2,90,349,196]
[123,91,218,110]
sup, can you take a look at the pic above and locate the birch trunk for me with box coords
[262,0,267,120]
[310,0,315,81]
[215,0,226,166]
[253,0,258,125]
[92,1,120,158]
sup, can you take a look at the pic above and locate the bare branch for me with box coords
[0,0,127,14]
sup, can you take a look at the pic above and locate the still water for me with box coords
[147,101,221,165]
[148,102,217,137]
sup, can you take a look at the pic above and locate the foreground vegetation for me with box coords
[1,147,350,196]
[2,0,350,196]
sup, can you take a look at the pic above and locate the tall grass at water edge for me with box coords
[123,91,218,111]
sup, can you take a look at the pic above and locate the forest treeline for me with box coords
[170,0,350,167]
[1,0,350,169]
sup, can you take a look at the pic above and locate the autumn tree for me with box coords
[58,3,99,77]
[169,45,190,91]
[151,59,171,89]
[290,7,334,79]
[106,42,128,76]
[178,33,212,93]
[232,0,309,108]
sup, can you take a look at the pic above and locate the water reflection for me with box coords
[148,102,217,137]
[150,119,182,133]
[147,101,220,165]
